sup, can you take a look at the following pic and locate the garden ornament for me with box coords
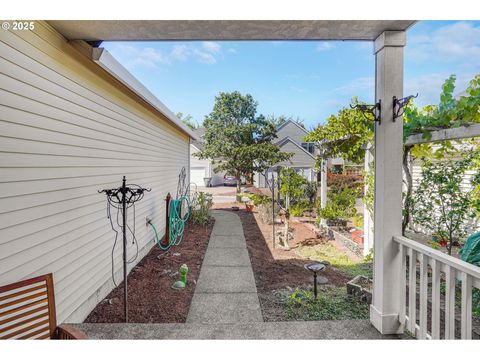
[172,264,189,290]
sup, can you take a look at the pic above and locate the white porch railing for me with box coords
[394,235,480,339]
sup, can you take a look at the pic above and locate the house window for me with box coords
[301,142,315,154]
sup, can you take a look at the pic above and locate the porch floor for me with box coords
[67,320,405,339]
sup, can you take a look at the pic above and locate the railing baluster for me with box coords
[445,265,456,339]
[431,259,441,339]
[460,272,472,339]
[408,248,417,334]
[393,236,480,340]
[419,253,428,339]
[399,244,406,326]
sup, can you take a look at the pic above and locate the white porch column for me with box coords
[370,31,406,334]
[363,144,374,256]
[319,157,327,227]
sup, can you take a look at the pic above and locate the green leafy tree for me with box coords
[268,114,306,129]
[196,92,293,193]
[176,112,199,130]
[305,97,374,164]
[411,153,478,255]
[279,167,307,205]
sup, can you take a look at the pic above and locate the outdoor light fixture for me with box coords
[350,100,382,124]
[393,93,418,122]
[304,262,327,299]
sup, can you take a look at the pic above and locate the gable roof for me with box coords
[275,137,316,159]
[276,119,309,135]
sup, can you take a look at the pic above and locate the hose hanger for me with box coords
[98,176,150,323]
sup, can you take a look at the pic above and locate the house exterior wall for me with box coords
[189,144,225,187]
[276,140,316,168]
[277,121,307,145]
[190,144,210,183]
[0,22,190,323]
[276,121,308,144]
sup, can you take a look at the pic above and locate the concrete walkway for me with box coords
[186,210,263,324]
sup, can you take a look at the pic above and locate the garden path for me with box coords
[186,210,263,324]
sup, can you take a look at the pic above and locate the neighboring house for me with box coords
[189,128,226,187]
[0,22,197,323]
[328,157,363,175]
[254,120,317,187]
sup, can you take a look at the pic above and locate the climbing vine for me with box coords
[307,74,480,234]
[305,97,374,164]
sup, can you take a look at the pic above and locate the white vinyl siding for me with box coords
[0,23,190,323]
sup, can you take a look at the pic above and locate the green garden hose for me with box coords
[149,196,191,251]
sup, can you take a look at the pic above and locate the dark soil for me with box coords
[85,218,214,323]
[213,203,349,321]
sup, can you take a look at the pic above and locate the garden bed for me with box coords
[213,203,371,322]
[85,218,215,323]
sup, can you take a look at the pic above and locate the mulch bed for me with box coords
[212,203,349,321]
[85,218,214,323]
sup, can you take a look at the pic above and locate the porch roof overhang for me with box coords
[48,20,416,42]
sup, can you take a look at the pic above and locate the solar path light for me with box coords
[304,262,327,299]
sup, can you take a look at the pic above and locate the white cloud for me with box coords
[202,41,221,53]
[316,42,333,52]
[193,49,217,64]
[227,48,237,54]
[170,45,189,61]
[108,42,224,68]
[407,21,480,65]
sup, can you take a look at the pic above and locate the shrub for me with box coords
[411,155,477,255]
[327,173,363,192]
[191,192,213,225]
[244,193,271,206]
[289,200,310,217]
[317,186,359,224]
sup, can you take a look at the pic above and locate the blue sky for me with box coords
[103,21,480,130]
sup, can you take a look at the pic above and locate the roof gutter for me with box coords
[91,47,198,140]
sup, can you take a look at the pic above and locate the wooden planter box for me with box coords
[347,275,372,304]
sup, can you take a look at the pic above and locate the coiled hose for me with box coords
[149,196,191,251]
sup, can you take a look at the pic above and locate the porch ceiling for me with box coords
[48,20,416,42]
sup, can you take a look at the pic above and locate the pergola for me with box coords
[47,20,427,336]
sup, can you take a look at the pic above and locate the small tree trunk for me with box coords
[281,212,291,250]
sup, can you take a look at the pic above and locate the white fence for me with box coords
[394,235,480,339]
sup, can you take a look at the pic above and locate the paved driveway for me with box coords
[196,185,237,204]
